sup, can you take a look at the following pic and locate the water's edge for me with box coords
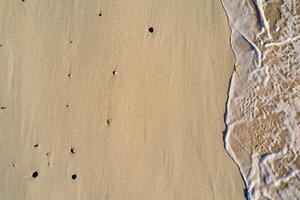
[219,1,249,199]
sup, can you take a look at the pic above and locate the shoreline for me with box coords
[220,0,250,199]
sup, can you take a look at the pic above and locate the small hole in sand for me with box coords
[148,27,154,33]
[69,40,73,44]
[66,104,69,108]
[107,119,112,125]
[98,13,102,16]
[32,171,39,178]
[1,106,6,110]
[71,174,77,180]
[112,70,117,76]
[34,144,39,148]
[70,147,75,154]
[68,73,72,78]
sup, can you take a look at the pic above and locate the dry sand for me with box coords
[0,0,244,199]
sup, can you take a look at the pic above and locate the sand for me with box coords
[0,0,244,199]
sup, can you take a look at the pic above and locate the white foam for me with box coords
[222,0,300,199]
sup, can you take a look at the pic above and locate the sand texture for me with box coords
[0,0,244,199]
[222,0,300,199]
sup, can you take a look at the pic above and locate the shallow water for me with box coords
[222,0,300,199]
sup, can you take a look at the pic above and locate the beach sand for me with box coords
[0,0,244,199]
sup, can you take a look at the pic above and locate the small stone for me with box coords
[71,174,77,180]
[234,65,240,73]
[32,171,39,178]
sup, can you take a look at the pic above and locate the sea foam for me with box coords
[222,0,300,199]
